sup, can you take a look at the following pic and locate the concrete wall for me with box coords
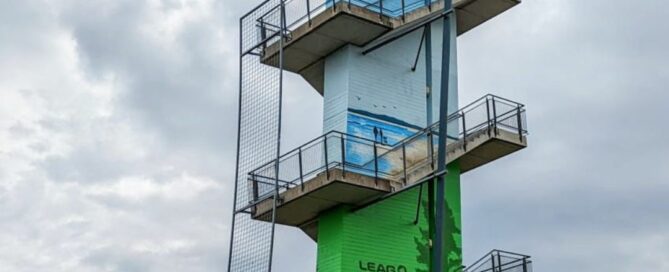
[317,15,464,272]
[323,46,350,134]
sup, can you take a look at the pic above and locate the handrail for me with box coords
[247,94,527,203]
[242,0,445,54]
[464,249,532,272]
[247,130,390,176]
[379,94,525,150]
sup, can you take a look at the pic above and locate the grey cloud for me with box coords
[41,147,134,184]
[457,0,669,270]
[1,1,235,271]
[2,0,669,271]
[59,0,237,162]
[83,247,151,272]
[8,122,36,138]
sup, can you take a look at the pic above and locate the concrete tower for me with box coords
[229,1,532,271]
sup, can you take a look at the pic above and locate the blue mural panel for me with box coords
[326,0,432,18]
[345,113,418,175]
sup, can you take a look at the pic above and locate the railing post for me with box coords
[496,252,503,272]
[428,130,434,170]
[490,254,496,272]
[522,258,528,272]
[379,0,384,19]
[340,135,346,178]
[492,97,498,136]
[461,112,467,151]
[401,0,406,21]
[324,135,330,180]
[252,174,259,202]
[306,0,312,26]
[517,106,523,142]
[485,96,491,136]
[402,144,408,185]
[298,147,305,191]
[259,18,267,53]
[348,0,351,9]
[281,2,287,39]
[373,142,379,185]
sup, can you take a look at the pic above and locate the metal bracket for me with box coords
[362,8,454,55]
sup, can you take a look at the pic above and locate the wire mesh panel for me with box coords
[229,1,285,271]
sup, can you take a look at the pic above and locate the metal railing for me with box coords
[243,0,443,54]
[246,94,527,205]
[463,250,533,272]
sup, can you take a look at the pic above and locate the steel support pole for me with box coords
[268,2,287,271]
[425,23,433,131]
[226,17,245,272]
[414,183,424,225]
[433,0,454,270]
[427,175,435,271]
[426,21,434,174]
[425,23,436,266]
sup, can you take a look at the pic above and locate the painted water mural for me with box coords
[345,113,418,175]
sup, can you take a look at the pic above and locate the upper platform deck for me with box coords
[244,0,521,94]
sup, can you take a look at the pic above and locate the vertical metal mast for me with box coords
[424,9,436,272]
[434,0,454,271]
[228,1,286,271]
[226,16,244,272]
[425,9,433,127]
[267,1,286,271]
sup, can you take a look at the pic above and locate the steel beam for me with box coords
[433,0,454,270]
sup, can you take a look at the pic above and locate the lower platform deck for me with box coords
[252,128,526,240]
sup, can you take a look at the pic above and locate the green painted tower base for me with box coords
[317,164,462,272]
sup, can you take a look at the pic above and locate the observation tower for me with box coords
[228,0,533,271]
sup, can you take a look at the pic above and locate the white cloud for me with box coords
[0,1,232,271]
[86,174,218,201]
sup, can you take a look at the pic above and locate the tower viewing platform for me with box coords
[230,0,530,270]
[247,94,527,239]
[248,0,521,94]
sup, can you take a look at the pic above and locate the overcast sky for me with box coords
[1,0,669,271]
